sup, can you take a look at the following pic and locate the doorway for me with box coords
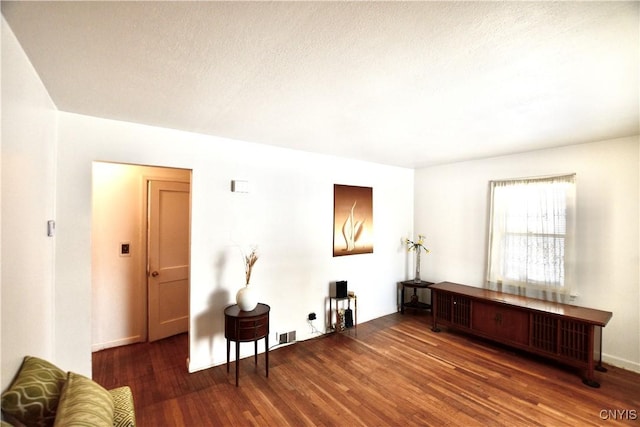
[91,162,191,351]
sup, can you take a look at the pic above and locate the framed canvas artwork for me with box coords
[333,184,373,256]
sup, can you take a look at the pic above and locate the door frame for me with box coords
[91,162,192,352]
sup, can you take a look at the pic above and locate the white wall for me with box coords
[415,136,640,372]
[2,15,413,379]
[1,18,58,389]
[92,162,191,351]
[57,112,415,373]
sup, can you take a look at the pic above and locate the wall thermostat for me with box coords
[120,242,131,257]
[231,180,249,193]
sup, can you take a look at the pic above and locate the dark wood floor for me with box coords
[93,312,640,426]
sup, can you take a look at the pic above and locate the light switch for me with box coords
[47,220,55,237]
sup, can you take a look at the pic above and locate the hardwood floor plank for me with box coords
[93,312,640,426]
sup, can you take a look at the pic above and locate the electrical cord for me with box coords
[307,319,321,335]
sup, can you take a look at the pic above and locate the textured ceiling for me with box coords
[2,1,638,168]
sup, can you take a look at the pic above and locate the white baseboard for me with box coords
[92,335,143,352]
[603,353,640,373]
[188,358,221,374]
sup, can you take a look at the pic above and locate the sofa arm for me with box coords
[109,386,136,427]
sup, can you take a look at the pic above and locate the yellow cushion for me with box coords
[1,356,66,427]
[109,386,136,427]
[53,372,114,427]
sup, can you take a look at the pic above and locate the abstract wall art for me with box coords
[333,184,373,256]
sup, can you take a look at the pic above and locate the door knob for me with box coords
[151,271,159,277]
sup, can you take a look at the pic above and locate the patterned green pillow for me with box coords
[1,356,66,427]
[109,386,136,427]
[53,372,114,427]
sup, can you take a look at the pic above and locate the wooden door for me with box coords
[148,180,190,342]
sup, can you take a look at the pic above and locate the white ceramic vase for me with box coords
[236,283,258,311]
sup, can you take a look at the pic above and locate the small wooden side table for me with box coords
[224,303,270,386]
[400,280,434,314]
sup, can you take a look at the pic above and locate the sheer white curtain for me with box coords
[486,174,576,302]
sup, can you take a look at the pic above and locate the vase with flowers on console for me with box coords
[405,234,430,285]
[236,246,259,311]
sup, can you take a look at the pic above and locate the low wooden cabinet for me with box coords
[431,282,612,387]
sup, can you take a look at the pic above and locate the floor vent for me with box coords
[278,331,296,344]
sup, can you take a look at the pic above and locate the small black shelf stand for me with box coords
[328,295,357,334]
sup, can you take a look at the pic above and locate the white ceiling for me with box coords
[2,1,638,168]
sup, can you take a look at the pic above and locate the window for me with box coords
[486,174,576,301]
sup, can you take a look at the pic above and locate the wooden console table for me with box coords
[400,280,434,313]
[224,303,270,386]
[430,282,612,387]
